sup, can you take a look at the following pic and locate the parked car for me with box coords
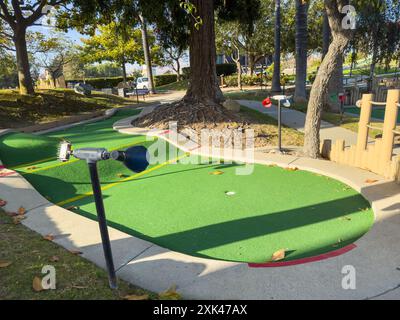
[135,77,150,89]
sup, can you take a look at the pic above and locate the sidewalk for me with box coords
[239,100,361,146]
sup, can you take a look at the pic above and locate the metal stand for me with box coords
[88,161,117,290]
[277,99,282,153]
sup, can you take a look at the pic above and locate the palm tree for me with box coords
[294,0,309,103]
[271,0,282,92]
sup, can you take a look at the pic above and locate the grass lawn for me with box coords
[0,208,156,300]
[0,89,139,129]
[157,80,188,91]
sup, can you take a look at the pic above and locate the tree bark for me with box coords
[324,53,343,112]
[322,9,330,59]
[271,0,282,93]
[183,0,224,105]
[14,27,34,95]
[122,57,127,84]
[139,15,156,93]
[176,59,181,82]
[294,0,309,103]
[303,0,353,158]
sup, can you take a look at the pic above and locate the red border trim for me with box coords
[248,244,357,268]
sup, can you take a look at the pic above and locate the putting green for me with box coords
[1,108,375,264]
[345,106,400,122]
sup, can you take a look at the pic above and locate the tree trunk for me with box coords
[324,53,343,112]
[368,49,377,92]
[248,53,255,76]
[139,15,156,93]
[14,27,34,95]
[122,58,127,84]
[271,0,282,93]
[176,59,181,82]
[236,60,242,90]
[294,0,309,103]
[183,0,224,105]
[303,0,353,158]
[322,10,330,59]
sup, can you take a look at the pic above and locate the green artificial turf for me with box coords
[0,108,142,169]
[66,154,374,264]
[345,106,400,123]
[1,108,375,264]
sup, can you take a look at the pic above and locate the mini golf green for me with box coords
[345,106,400,122]
[0,109,375,264]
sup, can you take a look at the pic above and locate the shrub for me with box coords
[224,74,271,87]
[66,74,178,89]
[216,63,237,76]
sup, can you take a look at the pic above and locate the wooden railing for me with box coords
[321,89,400,183]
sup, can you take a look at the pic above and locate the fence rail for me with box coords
[321,89,400,183]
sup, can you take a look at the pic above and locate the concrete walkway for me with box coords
[239,100,361,146]
[1,103,400,300]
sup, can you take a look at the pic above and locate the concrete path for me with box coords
[239,100,361,146]
[1,103,400,300]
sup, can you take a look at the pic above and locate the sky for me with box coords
[31,21,189,76]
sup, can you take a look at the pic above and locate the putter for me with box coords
[58,141,149,289]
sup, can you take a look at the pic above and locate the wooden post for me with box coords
[380,89,400,164]
[356,94,373,166]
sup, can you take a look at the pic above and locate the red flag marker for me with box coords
[262,97,272,108]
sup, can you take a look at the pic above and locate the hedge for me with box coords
[66,74,178,89]
[181,63,237,78]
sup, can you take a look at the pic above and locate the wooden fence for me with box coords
[321,89,400,183]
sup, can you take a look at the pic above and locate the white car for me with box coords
[135,77,150,90]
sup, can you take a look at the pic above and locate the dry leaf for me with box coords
[159,285,181,300]
[50,256,60,262]
[365,179,379,184]
[0,260,12,268]
[123,294,149,301]
[27,166,38,171]
[43,234,55,241]
[72,285,88,290]
[5,211,17,217]
[285,167,299,172]
[66,206,79,211]
[271,249,286,262]
[209,170,224,175]
[32,276,44,292]
[69,250,83,255]
[0,199,7,207]
[117,173,127,178]
[12,215,26,225]
[18,207,26,215]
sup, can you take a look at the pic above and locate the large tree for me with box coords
[303,0,354,158]
[294,0,309,103]
[79,22,145,83]
[0,0,69,94]
[271,0,282,92]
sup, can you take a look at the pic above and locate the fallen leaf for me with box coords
[43,234,55,241]
[123,294,149,300]
[5,211,17,217]
[66,206,79,211]
[12,216,26,225]
[32,276,44,292]
[285,167,299,172]
[365,179,379,184]
[340,216,352,221]
[159,285,181,300]
[271,249,286,262]
[69,250,83,255]
[209,170,224,175]
[50,256,60,262]
[117,173,127,178]
[18,207,26,215]
[0,199,7,207]
[26,166,38,171]
[0,260,12,268]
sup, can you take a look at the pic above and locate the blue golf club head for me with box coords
[111,146,149,173]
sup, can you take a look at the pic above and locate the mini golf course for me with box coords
[0,108,375,264]
[345,106,400,122]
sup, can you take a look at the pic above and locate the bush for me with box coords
[224,74,271,87]
[181,63,237,79]
[216,63,237,76]
[66,74,178,90]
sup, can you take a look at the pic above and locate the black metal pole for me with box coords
[278,99,282,152]
[87,161,118,289]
